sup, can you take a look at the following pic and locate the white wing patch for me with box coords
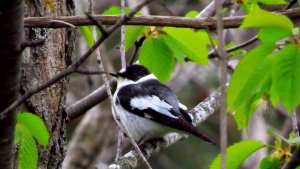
[130,96,178,119]
[179,102,187,110]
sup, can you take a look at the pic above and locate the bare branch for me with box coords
[85,12,108,36]
[75,68,107,75]
[196,0,228,18]
[109,91,220,169]
[24,7,300,28]
[215,0,228,168]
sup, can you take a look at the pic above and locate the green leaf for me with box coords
[185,10,199,18]
[296,166,300,169]
[163,27,209,64]
[103,6,135,15]
[162,35,186,63]
[240,7,293,31]
[228,44,276,129]
[210,140,265,169]
[270,45,300,112]
[125,26,145,50]
[258,27,291,44]
[139,36,175,82]
[258,0,286,5]
[17,113,49,146]
[79,26,94,47]
[260,156,280,169]
[103,6,141,16]
[15,123,38,169]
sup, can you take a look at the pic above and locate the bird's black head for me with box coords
[110,64,151,81]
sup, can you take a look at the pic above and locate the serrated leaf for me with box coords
[17,113,49,146]
[210,140,265,169]
[260,156,280,169]
[240,7,293,31]
[258,27,291,44]
[258,0,286,5]
[15,123,38,169]
[125,26,145,50]
[163,27,209,64]
[270,45,300,113]
[228,44,276,129]
[79,26,94,47]
[139,36,174,82]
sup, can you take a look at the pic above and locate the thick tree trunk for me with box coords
[0,0,24,168]
[21,0,75,168]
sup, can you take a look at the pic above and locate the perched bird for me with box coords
[110,64,215,145]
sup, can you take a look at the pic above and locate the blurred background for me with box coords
[63,0,297,168]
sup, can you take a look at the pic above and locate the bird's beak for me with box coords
[109,72,119,77]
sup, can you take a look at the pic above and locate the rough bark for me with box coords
[21,0,75,168]
[0,0,24,168]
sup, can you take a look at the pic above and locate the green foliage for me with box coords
[240,7,293,31]
[257,0,287,5]
[125,26,145,51]
[15,123,38,169]
[17,113,49,146]
[210,140,265,169]
[163,27,209,64]
[79,26,95,47]
[15,113,50,169]
[227,44,276,128]
[102,6,134,15]
[260,156,280,169]
[270,45,300,112]
[229,4,298,128]
[185,10,199,18]
[139,36,175,82]
[258,27,291,44]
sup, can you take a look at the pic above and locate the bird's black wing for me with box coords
[116,79,215,144]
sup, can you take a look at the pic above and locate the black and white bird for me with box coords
[110,64,215,145]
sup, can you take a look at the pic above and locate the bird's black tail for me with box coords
[175,117,216,145]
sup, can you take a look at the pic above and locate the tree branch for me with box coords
[0,0,154,119]
[109,91,220,169]
[24,7,300,28]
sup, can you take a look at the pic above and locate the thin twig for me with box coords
[75,68,107,75]
[51,19,76,28]
[0,0,154,119]
[115,131,124,161]
[120,0,127,68]
[283,0,298,10]
[129,36,146,65]
[85,12,108,36]
[215,0,228,169]
[291,109,299,137]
